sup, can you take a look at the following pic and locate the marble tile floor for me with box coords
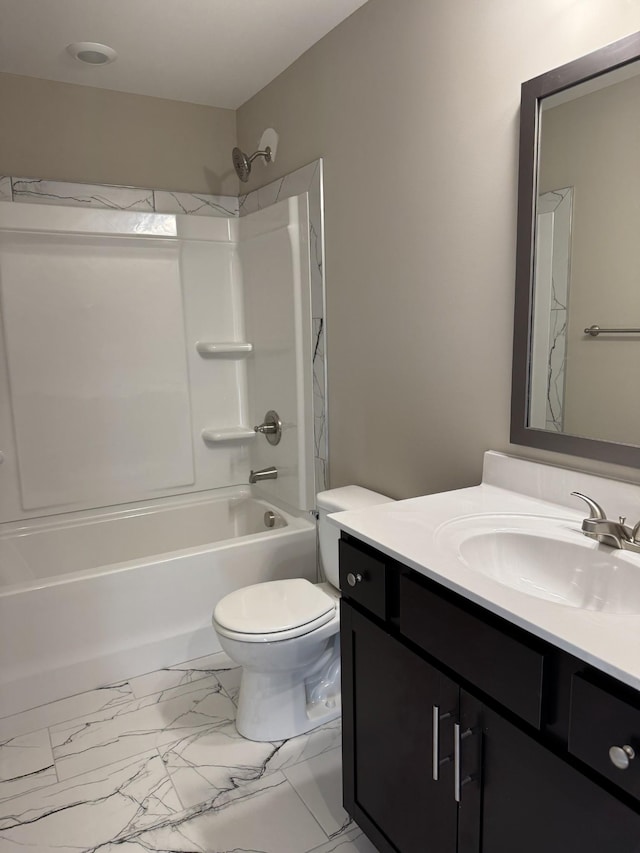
[0,651,379,853]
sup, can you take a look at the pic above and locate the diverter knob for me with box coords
[253,410,282,445]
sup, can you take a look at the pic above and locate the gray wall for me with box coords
[0,73,238,195]
[237,0,640,497]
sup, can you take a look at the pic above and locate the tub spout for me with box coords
[249,466,278,484]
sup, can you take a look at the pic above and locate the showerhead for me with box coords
[232,145,272,182]
[232,147,251,182]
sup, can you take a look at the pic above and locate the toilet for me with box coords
[212,486,394,741]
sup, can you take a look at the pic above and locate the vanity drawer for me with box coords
[568,674,640,802]
[399,574,546,728]
[339,539,387,620]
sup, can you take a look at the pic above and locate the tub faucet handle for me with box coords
[253,410,282,445]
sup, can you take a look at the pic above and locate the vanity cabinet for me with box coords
[339,535,640,853]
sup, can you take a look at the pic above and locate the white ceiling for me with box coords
[0,0,369,109]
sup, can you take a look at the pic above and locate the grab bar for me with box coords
[584,325,640,337]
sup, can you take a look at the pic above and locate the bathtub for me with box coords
[0,488,316,718]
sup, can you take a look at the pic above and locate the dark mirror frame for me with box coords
[511,30,640,468]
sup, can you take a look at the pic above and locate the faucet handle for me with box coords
[253,410,282,446]
[571,492,607,520]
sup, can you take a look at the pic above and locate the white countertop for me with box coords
[329,452,640,692]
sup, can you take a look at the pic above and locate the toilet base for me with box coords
[233,631,341,742]
[236,668,341,741]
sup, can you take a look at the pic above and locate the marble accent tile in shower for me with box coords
[0,729,56,803]
[239,161,320,217]
[11,178,155,211]
[546,296,567,432]
[313,317,328,486]
[0,177,12,202]
[536,187,572,432]
[50,675,235,781]
[316,456,329,494]
[0,682,133,741]
[154,189,239,217]
[238,181,274,215]
[306,165,326,320]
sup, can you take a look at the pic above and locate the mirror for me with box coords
[511,31,640,467]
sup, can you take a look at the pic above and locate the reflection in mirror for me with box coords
[537,68,640,443]
[529,187,572,433]
[511,31,640,467]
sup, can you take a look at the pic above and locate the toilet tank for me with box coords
[317,486,395,588]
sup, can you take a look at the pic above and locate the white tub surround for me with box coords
[0,193,313,522]
[1,229,193,511]
[2,161,329,492]
[0,490,315,718]
[330,451,640,692]
[0,204,242,521]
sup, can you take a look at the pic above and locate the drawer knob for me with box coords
[347,572,363,587]
[609,744,635,770]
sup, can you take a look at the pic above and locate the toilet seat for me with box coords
[213,578,337,643]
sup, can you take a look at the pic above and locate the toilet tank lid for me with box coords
[316,486,394,513]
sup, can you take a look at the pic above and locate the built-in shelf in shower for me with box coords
[201,427,256,443]
[196,342,253,356]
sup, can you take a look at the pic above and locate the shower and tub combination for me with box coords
[0,161,325,719]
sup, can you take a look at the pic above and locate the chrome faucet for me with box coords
[571,492,640,553]
[249,466,278,484]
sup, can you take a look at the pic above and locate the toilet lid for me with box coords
[213,578,336,636]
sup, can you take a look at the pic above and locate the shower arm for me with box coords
[248,147,272,164]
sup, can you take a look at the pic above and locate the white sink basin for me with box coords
[435,514,640,614]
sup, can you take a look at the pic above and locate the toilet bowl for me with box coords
[212,486,394,741]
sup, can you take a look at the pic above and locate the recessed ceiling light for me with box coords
[66,42,117,65]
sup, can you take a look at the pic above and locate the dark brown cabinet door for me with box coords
[480,703,640,853]
[341,600,460,853]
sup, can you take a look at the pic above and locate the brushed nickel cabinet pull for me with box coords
[454,723,474,802]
